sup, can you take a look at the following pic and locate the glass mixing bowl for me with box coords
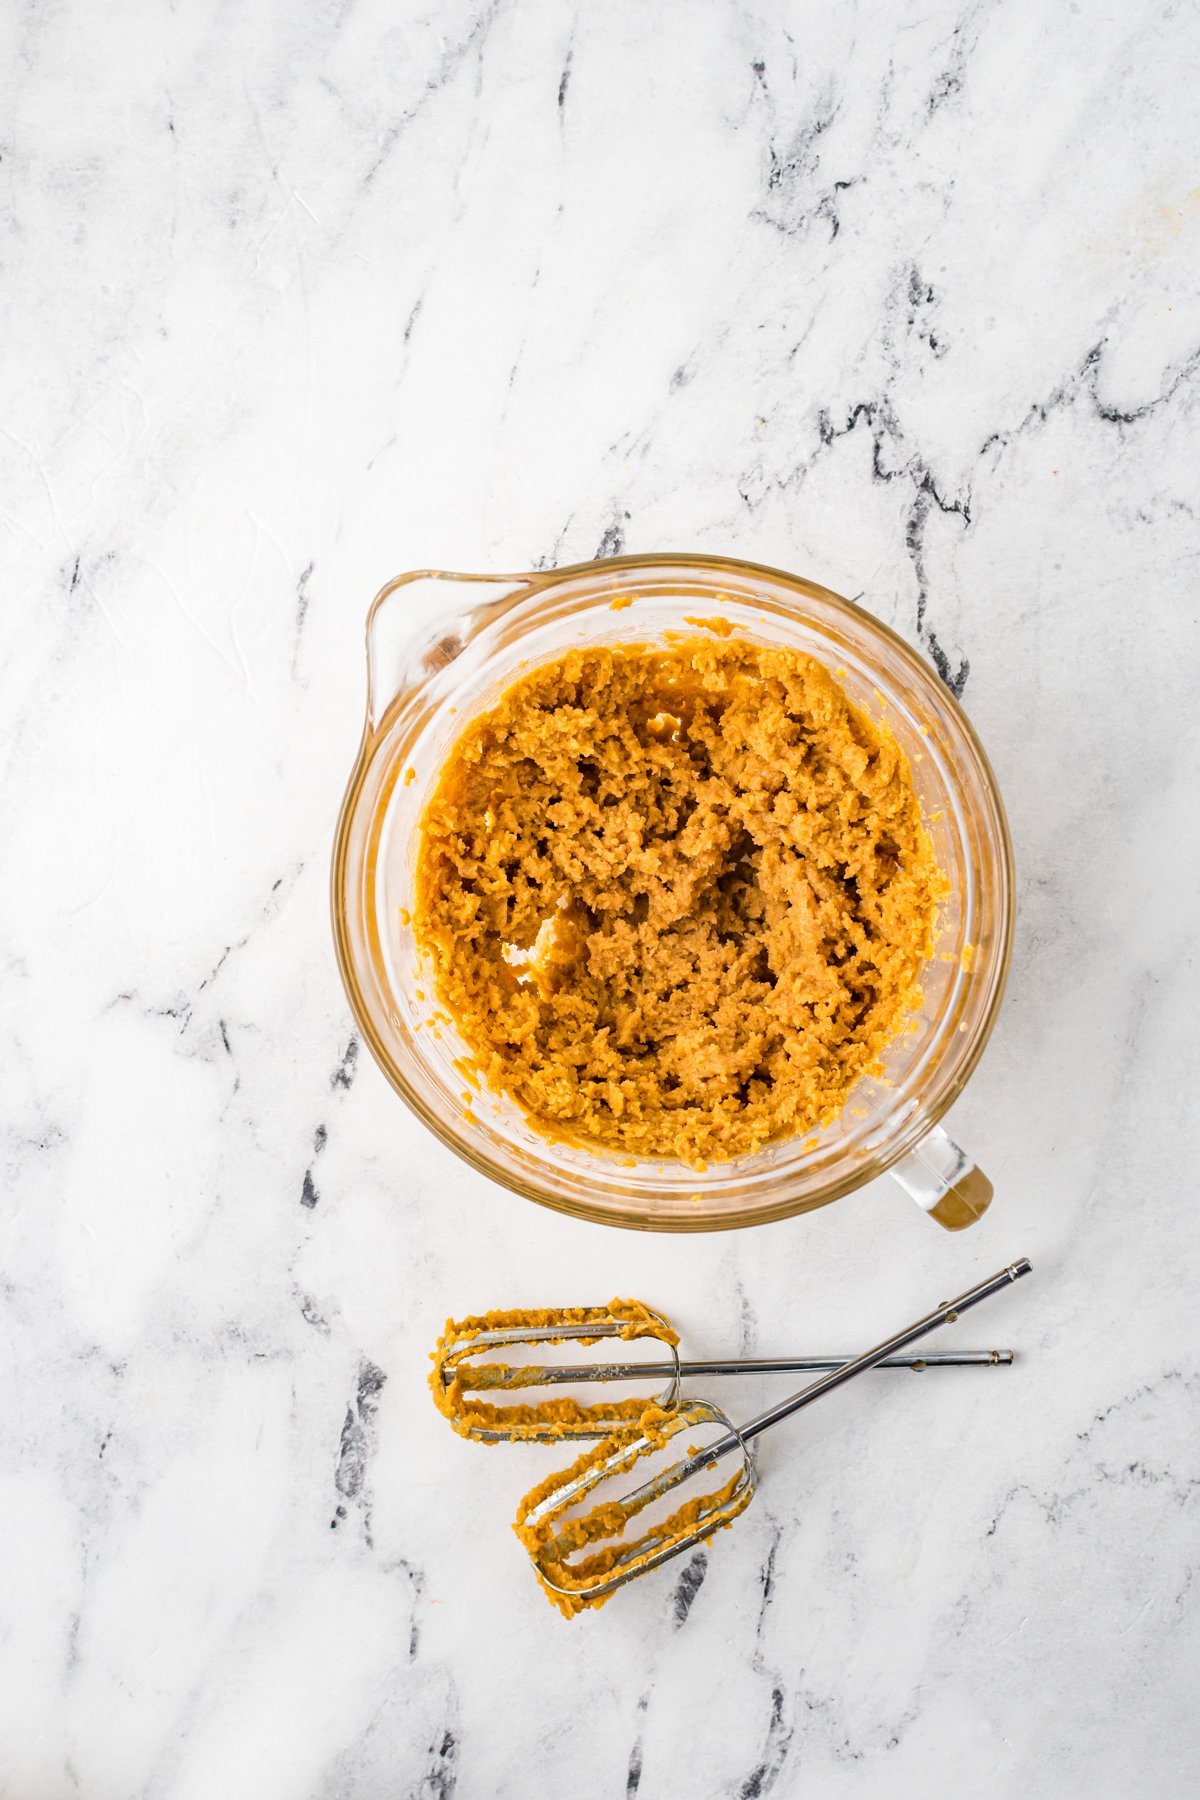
[331,554,1014,1233]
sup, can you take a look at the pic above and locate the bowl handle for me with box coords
[365,569,537,732]
[890,1124,994,1230]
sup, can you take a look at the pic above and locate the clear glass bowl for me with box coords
[331,554,1014,1233]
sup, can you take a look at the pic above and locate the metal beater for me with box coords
[513,1260,1031,1615]
[433,1299,1014,1443]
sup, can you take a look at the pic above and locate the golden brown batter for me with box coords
[513,1411,752,1617]
[431,1301,678,1441]
[415,638,941,1165]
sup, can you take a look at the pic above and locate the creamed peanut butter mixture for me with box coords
[414,637,941,1165]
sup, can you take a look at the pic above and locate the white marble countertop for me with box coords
[4,2,1199,1795]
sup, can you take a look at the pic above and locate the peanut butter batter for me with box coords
[432,1301,678,1441]
[513,1410,752,1617]
[415,639,941,1165]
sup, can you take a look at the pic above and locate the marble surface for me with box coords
[3,1,1199,1794]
